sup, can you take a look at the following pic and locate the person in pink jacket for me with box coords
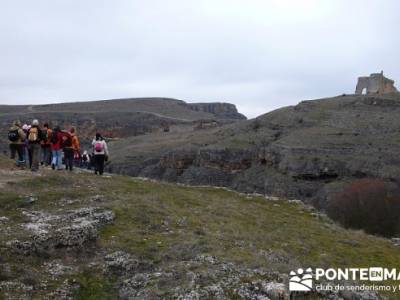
[92,133,109,175]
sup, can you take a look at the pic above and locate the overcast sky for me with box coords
[0,0,399,118]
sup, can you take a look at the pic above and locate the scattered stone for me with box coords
[177,216,188,227]
[236,280,289,300]
[91,194,105,202]
[288,199,303,205]
[0,281,33,299]
[44,260,74,279]
[7,207,115,255]
[392,238,400,246]
[119,274,150,299]
[104,251,140,275]
[0,216,9,222]
[58,198,80,206]
[259,249,290,264]
[6,240,35,256]
[26,195,37,204]
[263,282,287,299]
[46,279,79,300]
[265,196,280,201]
[310,212,323,218]
[195,254,219,265]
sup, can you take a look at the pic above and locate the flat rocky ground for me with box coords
[0,155,398,299]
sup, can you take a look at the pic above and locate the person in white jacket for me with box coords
[92,133,109,175]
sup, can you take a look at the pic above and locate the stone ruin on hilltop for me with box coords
[355,71,398,95]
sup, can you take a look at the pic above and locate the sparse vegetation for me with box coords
[327,178,400,237]
[1,154,400,298]
[73,271,117,300]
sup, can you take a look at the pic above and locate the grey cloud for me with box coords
[0,0,399,117]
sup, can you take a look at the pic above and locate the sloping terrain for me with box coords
[0,155,399,299]
[0,97,246,152]
[0,98,246,120]
[108,94,400,208]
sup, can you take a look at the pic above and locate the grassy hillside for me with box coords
[0,155,399,299]
[106,94,400,211]
[0,98,210,120]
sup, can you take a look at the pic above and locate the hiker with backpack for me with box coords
[61,129,74,171]
[70,127,80,167]
[50,126,63,170]
[22,124,31,168]
[40,123,52,166]
[8,120,26,167]
[27,119,45,172]
[92,133,109,175]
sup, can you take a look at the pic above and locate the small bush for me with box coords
[327,178,400,237]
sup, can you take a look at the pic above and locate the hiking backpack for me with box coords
[61,133,73,148]
[28,127,39,142]
[41,129,48,142]
[94,141,104,152]
[50,129,58,144]
[8,129,19,142]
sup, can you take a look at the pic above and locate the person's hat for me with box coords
[32,119,39,126]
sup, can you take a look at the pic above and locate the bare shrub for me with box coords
[327,178,400,237]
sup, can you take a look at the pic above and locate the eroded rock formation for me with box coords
[187,102,246,120]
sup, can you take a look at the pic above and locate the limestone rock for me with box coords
[104,251,140,275]
[7,207,114,255]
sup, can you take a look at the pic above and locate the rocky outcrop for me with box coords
[7,207,114,255]
[103,252,382,300]
[104,253,291,300]
[187,102,246,120]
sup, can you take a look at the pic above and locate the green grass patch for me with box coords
[20,175,74,190]
[0,191,27,210]
[72,271,117,300]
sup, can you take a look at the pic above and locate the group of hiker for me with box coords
[8,120,109,175]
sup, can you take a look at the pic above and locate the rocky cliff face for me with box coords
[187,102,246,120]
[108,94,400,208]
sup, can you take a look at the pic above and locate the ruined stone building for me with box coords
[355,71,398,95]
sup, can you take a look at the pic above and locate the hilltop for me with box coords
[0,98,245,120]
[107,93,400,209]
[0,97,246,152]
[0,155,397,299]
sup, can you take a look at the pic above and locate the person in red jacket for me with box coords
[61,130,74,171]
[50,126,63,170]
